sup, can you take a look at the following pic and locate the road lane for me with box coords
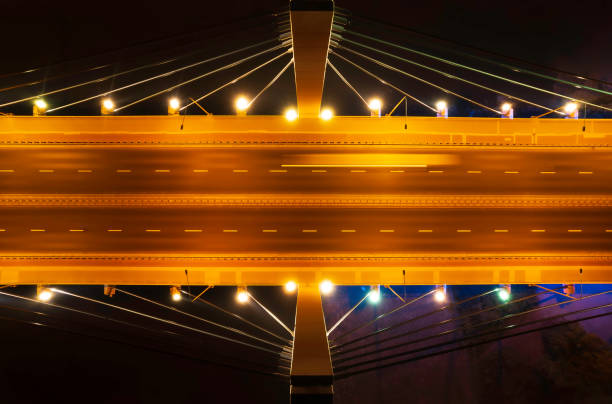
[0,207,611,254]
[0,146,610,195]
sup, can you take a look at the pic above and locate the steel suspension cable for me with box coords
[328,50,436,113]
[0,309,289,378]
[179,49,292,111]
[333,287,556,354]
[182,290,292,345]
[331,288,498,352]
[333,47,502,114]
[50,288,284,355]
[48,42,286,113]
[247,58,294,109]
[334,288,611,365]
[330,289,436,345]
[247,292,294,337]
[334,304,612,379]
[327,290,371,337]
[115,288,289,349]
[342,30,612,111]
[326,59,369,108]
[344,17,612,88]
[339,39,563,115]
[1,38,278,109]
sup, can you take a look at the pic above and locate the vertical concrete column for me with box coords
[290,0,334,118]
[290,284,333,403]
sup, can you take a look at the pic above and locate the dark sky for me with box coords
[0,0,610,117]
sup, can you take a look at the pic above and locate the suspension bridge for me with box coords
[0,0,611,402]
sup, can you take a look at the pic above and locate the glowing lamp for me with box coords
[319,280,334,295]
[284,281,297,293]
[368,98,382,117]
[284,108,298,122]
[33,99,47,116]
[236,286,249,303]
[563,102,578,119]
[500,102,514,119]
[37,285,53,302]
[433,285,447,302]
[320,108,334,121]
[368,285,381,303]
[101,98,114,115]
[170,286,182,301]
[435,101,448,118]
[235,96,250,115]
[498,284,511,302]
[168,98,180,115]
[563,284,576,295]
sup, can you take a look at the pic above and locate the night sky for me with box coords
[0,0,610,117]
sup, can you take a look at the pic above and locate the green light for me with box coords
[498,288,510,302]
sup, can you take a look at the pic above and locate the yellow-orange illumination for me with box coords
[235,97,250,112]
[37,286,53,302]
[436,101,447,111]
[168,98,180,114]
[284,281,297,293]
[320,108,334,121]
[236,286,249,303]
[368,98,382,111]
[285,108,298,122]
[170,286,181,301]
[501,103,512,113]
[101,98,114,114]
[564,102,578,114]
[319,280,334,295]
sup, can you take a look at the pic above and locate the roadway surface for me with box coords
[0,146,610,195]
[1,207,610,254]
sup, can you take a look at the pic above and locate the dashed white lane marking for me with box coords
[418,229,433,233]
[350,170,367,173]
[262,229,278,233]
[531,229,546,233]
[0,169,15,173]
[494,229,509,233]
[145,229,161,232]
[223,229,238,233]
[504,171,519,174]
[193,169,209,173]
[428,170,444,173]
[456,229,472,233]
[467,170,482,174]
[0,229,6,232]
[389,170,405,173]
[605,229,612,233]
[69,229,85,232]
[38,169,54,173]
[269,170,287,173]
[302,229,318,233]
[116,169,131,173]
[184,229,203,233]
[30,229,46,232]
[107,229,123,232]
[77,169,92,173]
[578,171,593,175]
[155,169,171,173]
[567,229,582,233]
[233,169,248,173]
[379,229,395,233]
[312,169,327,173]
[539,171,556,174]
[341,229,356,233]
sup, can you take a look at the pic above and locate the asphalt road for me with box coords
[0,146,610,195]
[1,207,610,254]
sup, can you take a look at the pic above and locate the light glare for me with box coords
[169,98,180,110]
[320,108,334,121]
[170,286,181,302]
[285,108,298,122]
[498,287,511,302]
[319,280,334,295]
[37,287,53,302]
[236,286,249,303]
[368,285,381,303]
[501,103,512,113]
[436,101,447,111]
[284,281,297,293]
[564,102,578,114]
[34,99,47,109]
[368,98,382,111]
[235,96,250,112]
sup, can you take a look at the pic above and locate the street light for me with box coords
[319,280,334,295]
[563,102,579,119]
[433,285,447,302]
[435,101,448,118]
[368,98,382,117]
[168,98,180,115]
[33,99,47,116]
[368,285,381,303]
[101,98,114,115]
[37,285,53,302]
[498,284,511,302]
[320,108,334,121]
[236,286,249,303]
[501,102,514,119]
[284,108,298,122]
[235,96,250,116]
[284,281,297,293]
[170,286,182,302]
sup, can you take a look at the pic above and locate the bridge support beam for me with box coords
[290,0,334,117]
[290,285,333,403]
